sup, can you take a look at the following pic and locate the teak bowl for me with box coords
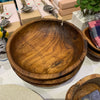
[83,28,100,61]
[83,27,100,52]
[66,74,100,100]
[13,60,83,86]
[87,46,100,61]
[6,19,87,80]
[15,65,80,86]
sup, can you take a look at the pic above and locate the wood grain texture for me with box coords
[12,60,82,86]
[6,19,87,80]
[83,28,100,52]
[66,74,100,100]
[73,83,100,100]
[15,65,80,86]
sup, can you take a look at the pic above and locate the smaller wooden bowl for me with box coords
[87,46,100,61]
[83,27,100,52]
[66,74,100,100]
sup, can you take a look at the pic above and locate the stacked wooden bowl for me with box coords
[83,28,100,61]
[66,74,100,100]
[6,19,87,86]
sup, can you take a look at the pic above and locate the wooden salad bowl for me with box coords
[87,46,100,61]
[15,65,80,86]
[66,74,100,100]
[83,27,100,52]
[6,19,87,80]
[13,60,83,86]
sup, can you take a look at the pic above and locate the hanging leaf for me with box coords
[75,4,80,7]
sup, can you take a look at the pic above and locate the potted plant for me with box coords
[71,0,100,30]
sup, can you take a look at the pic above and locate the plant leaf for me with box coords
[81,0,88,4]
[77,0,80,5]
[74,4,79,7]
[87,4,93,10]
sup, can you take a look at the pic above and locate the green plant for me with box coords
[75,0,100,16]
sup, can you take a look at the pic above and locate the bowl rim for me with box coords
[83,27,100,52]
[88,46,100,58]
[15,64,81,86]
[6,18,87,80]
[65,74,100,100]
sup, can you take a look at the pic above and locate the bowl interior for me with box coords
[10,20,84,74]
[73,77,100,100]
